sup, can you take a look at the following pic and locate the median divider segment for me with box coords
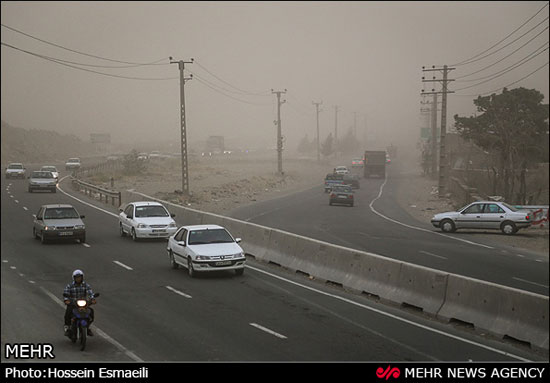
[117,189,550,351]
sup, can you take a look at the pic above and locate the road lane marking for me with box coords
[516,254,525,258]
[369,177,494,250]
[57,176,119,218]
[512,277,549,289]
[39,286,142,361]
[113,261,133,271]
[419,250,448,260]
[10,266,16,270]
[14,199,19,204]
[82,243,91,248]
[23,206,28,211]
[2,260,8,263]
[249,323,287,339]
[246,264,531,361]
[165,285,192,299]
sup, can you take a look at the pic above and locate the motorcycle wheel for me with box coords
[70,326,77,343]
[80,325,87,351]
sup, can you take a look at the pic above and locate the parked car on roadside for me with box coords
[28,171,57,193]
[431,201,532,235]
[5,163,26,179]
[65,157,81,170]
[119,201,177,241]
[40,166,59,182]
[33,204,86,244]
[329,184,354,207]
[167,224,245,277]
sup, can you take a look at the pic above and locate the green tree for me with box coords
[454,87,549,203]
[320,133,335,157]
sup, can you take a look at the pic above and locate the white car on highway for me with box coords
[119,201,177,241]
[5,163,26,179]
[167,224,245,277]
[431,201,532,235]
[40,166,59,182]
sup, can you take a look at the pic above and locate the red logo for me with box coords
[376,366,400,380]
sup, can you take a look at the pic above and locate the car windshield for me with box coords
[135,205,169,217]
[32,171,53,178]
[68,158,80,162]
[44,207,79,219]
[41,167,57,172]
[8,164,23,169]
[188,229,234,245]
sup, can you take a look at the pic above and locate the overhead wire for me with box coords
[1,23,169,66]
[451,2,549,66]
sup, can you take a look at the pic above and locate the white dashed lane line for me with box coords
[165,285,192,299]
[512,277,549,289]
[419,250,448,260]
[23,206,28,211]
[113,261,133,271]
[249,323,288,339]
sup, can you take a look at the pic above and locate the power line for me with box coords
[1,41,177,80]
[456,27,549,80]
[192,75,271,106]
[1,23,169,66]
[451,3,549,66]
[452,16,549,67]
[454,47,549,91]
[193,58,271,97]
[454,61,549,97]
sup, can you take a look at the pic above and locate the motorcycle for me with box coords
[64,292,99,351]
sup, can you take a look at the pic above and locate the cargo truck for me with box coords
[363,150,386,178]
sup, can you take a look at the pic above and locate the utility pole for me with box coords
[170,57,193,196]
[431,93,439,175]
[272,89,287,174]
[313,101,323,162]
[422,65,455,197]
[334,105,339,158]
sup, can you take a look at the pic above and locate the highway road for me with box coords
[229,164,549,296]
[1,166,547,362]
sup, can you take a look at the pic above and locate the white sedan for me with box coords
[119,201,177,240]
[431,201,532,235]
[167,224,245,277]
[40,166,59,181]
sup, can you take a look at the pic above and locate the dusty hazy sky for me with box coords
[1,1,549,153]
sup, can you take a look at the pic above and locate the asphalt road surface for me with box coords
[229,164,549,296]
[1,166,547,362]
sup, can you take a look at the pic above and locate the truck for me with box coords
[363,150,386,178]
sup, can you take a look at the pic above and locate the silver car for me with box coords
[40,166,59,182]
[28,171,57,193]
[431,201,532,235]
[33,204,86,244]
[5,163,26,179]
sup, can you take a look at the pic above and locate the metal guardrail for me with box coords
[71,176,122,207]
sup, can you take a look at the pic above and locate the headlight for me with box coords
[169,222,177,228]
[233,252,245,258]
[137,223,148,228]
[44,226,56,230]
[74,225,85,230]
[76,300,87,307]
[196,255,211,260]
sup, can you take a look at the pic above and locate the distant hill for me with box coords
[1,120,97,165]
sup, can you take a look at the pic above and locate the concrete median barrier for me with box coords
[438,274,549,350]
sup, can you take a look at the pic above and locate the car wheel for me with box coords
[440,219,456,233]
[119,224,126,237]
[40,232,47,244]
[169,250,179,269]
[235,268,244,276]
[52,188,56,193]
[187,257,195,278]
[329,201,333,206]
[28,188,33,193]
[80,235,86,244]
[33,227,39,240]
[501,221,517,235]
[131,228,138,241]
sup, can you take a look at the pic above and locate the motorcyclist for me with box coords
[63,269,96,336]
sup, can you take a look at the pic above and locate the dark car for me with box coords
[324,173,344,193]
[343,174,360,189]
[329,185,354,207]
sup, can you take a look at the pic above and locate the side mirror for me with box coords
[178,241,186,247]
[235,238,242,243]
[171,213,176,218]
[36,217,43,221]
[119,208,123,212]
[80,215,85,219]
[127,215,133,219]
[93,293,100,298]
